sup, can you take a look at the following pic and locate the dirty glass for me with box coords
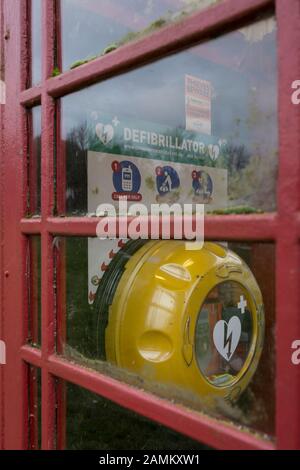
[28,366,41,450]
[29,106,42,215]
[28,236,41,347]
[60,0,222,71]
[60,15,278,215]
[55,237,275,439]
[31,0,42,86]
[64,381,209,450]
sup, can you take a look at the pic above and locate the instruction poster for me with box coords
[87,115,227,214]
[88,151,227,213]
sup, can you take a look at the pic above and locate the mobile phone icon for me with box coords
[122,165,133,192]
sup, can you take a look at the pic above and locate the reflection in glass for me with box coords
[29,106,42,215]
[65,382,208,450]
[60,0,221,71]
[60,16,277,215]
[31,0,42,86]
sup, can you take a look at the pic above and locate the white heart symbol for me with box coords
[208,144,220,161]
[213,316,241,362]
[96,123,114,145]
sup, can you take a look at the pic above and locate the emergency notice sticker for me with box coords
[185,75,212,135]
[87,151,227,214]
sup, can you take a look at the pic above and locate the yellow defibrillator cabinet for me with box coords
[95,241,264,404]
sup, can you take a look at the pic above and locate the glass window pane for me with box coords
[64,381,209,450]
[27,236,41,347]
[29,106,42,216]
[60,16,277,215]
[28,366,41,450]
[55,238,275,438]
[60,0,222,71]
[31,0,42,86]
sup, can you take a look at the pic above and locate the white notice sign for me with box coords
[185,75,212,135]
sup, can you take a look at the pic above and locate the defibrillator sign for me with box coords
[88,115,227,213]
[89,114,225,165]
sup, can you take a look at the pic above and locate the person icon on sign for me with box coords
[159,171,173,193]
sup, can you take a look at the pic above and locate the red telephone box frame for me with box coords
[1,0,300,450]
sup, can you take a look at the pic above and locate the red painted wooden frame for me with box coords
[0,0,4,451]
[1,0,300,451]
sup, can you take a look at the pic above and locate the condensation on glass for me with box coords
[28,365,41,450]
[60,15,278,215]
[30,0,42,86]
[64,381,209,450]
[27,236,41,347]
[29,106,41,215]
[60,0,223,71]
[55,237,275,439]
